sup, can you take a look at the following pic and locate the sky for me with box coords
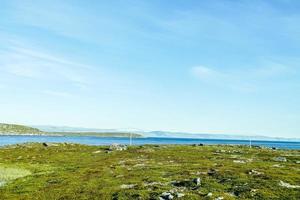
[0,0,300,138]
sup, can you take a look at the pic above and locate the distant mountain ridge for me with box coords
[32,125,300,141]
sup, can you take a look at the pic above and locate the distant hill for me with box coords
[142,131,300,141]
[0,123,42,134]
[0,123,142,138]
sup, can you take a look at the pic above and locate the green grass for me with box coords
[0,143,299,199]
[0,166,31,182]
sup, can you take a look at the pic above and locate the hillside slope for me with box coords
[0,123,142,137]
[0,123,42,134]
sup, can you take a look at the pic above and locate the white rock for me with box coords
[279,180,300,189]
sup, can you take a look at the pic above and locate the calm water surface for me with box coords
[0,135,299,149]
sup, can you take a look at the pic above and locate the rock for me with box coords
[172,177,201,189]
[295,161,300,164]
[233,160,246,164]
[120,184,136,189]
[215,197,224,200]
[208,168,217,176]
[109,143,128,151]
[248,169,263,175]
[42,142,48,147]
[207,192,213,197]
[273,157,287,162]
[192,143,204,146]
[193,177,201,185]
[250,189,257,196]
[133,163,145,168]
[92,150,102,154]
[160,192,174,200]
[279,180,300,189]
[176,193,185,198]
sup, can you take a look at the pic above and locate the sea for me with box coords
[0,135,299,149]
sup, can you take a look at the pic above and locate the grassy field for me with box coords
[0,143,299,200]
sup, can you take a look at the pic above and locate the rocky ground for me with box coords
[0,143,299,199]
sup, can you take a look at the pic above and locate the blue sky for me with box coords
[0,0,300,137]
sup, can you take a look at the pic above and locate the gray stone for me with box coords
[109,143,128,151]
[273,157,287,162]
[160,192,174,200]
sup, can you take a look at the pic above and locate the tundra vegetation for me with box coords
[0,143,299,200]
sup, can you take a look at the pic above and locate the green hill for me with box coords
[0,123,142,137]
[0,123,42,134]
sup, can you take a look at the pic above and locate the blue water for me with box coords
[0,135,299,149]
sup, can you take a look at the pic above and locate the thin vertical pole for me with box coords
[129,133,132,146]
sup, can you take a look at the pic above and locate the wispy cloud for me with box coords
[0,44,92,88]
[191,62,293,92]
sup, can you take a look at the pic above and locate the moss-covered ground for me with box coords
[0,143,299,200]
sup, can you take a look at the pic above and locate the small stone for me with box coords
[207,192,213,197]
[176,193,185,198]
[109,143,128,151]
[193,177,201,185]
[120,184,136,189]
[273,157,287,162]
[215,197,224,200]
[248,169,263,175]
[279,180,300,189]
[233,160,246,164]
[161,192,174,200]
